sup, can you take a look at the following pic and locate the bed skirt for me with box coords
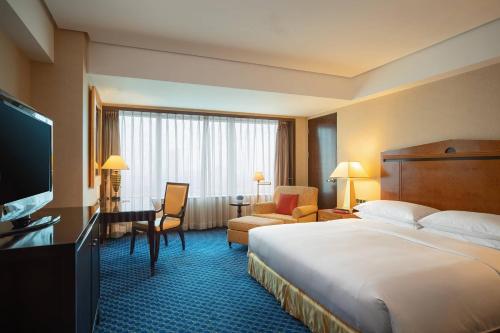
[248,253,357,333]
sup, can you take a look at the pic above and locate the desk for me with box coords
[100,198,157,275]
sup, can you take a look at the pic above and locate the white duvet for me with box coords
[248,219,500,333]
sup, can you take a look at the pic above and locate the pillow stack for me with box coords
[353,200,500,250]
[419,211,500,249]
[354,200,439,229]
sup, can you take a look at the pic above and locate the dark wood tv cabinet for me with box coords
[0,206,100,332]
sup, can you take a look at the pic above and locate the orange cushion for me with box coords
[276,193,299,215]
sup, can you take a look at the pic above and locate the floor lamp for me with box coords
[253,171,271,203]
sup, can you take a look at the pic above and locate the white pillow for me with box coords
[354,211,419,229]
[421,228,500,250]
[419,210,500,241]
[354,200,439,228]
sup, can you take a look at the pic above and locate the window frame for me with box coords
[103,104,296,186]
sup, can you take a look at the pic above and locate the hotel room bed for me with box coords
[248,140,500,333]
[248,219,500,333]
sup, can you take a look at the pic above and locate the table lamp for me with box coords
[329,161,368,212]
[102,155,129,201]
[253,171,271,203]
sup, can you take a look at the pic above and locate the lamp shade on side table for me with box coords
[102,155,129,200]
[329,161,368,212]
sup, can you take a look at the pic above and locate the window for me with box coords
[119,111,278,201]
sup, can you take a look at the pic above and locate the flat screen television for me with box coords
[0,90,53,228]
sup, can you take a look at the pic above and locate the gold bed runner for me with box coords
[248,253,358,333]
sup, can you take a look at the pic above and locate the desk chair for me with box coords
[130,182,189,260]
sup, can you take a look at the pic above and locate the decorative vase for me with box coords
[236,195,244,203]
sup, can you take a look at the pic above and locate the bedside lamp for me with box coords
[102,155,129,201]
[253,171,271,203]
[329,161,368,212]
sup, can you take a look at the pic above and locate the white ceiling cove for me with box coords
[88,74,347,117]
[46,0,500,77]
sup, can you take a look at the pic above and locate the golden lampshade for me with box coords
[329,161,368,179]
[253,171,269,203]
[329,161,368,212]
[102,155,129,170]
[253,171,265,182]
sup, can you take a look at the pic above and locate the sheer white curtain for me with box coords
[119,111,278,229]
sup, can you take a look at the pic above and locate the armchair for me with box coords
[252,186,319,223]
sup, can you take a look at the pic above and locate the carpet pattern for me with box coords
[96,229,310,332]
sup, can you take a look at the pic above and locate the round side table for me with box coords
[229,202,250,218]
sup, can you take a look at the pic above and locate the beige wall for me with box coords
[2,0,54,62]
[0,29,31,103]
[335,62,500,206]
[82,36,100,206]
[31,29,98,207]
[295,117,308,186]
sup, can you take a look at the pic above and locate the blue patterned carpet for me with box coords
[96,229,309,333]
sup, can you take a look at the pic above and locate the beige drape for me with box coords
[274,121,290,186]
[102,110,130,237]
[103,110,120,160]
[102,110,120,199]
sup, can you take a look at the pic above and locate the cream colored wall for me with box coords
[89,42,353,100]
[31,29,97,207]
[335,62,500,206]
[0,29,31,103]
[82,36,101,206]
[3,0,54,62]
[295,117,308,186]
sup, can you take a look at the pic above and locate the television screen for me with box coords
[0,95,52,221]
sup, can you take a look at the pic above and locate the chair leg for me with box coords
[163,232,168,247]
[228,241,232,248]
[178,229,185,250]
[154,233,160,262]
[130,228,136,255]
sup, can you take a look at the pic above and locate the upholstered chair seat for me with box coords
[227,215,283,246]
[251,213,299,223]
[134,217,181,232]
[252,186,319,223]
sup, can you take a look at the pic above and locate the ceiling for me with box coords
[89,74,347,116]
[46,0,500,77]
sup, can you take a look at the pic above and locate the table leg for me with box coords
[237,205,242,218]
[100,220,107,244]
[148,217,156,276]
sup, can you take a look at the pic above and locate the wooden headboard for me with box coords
[381,140,500,214]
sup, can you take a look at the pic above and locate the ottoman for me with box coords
[227,215,283,247]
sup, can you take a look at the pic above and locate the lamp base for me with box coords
[339,179,356,212]
[110,170,121,202]
[256,180,272,203]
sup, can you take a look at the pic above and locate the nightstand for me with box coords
[317,209,358,221]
